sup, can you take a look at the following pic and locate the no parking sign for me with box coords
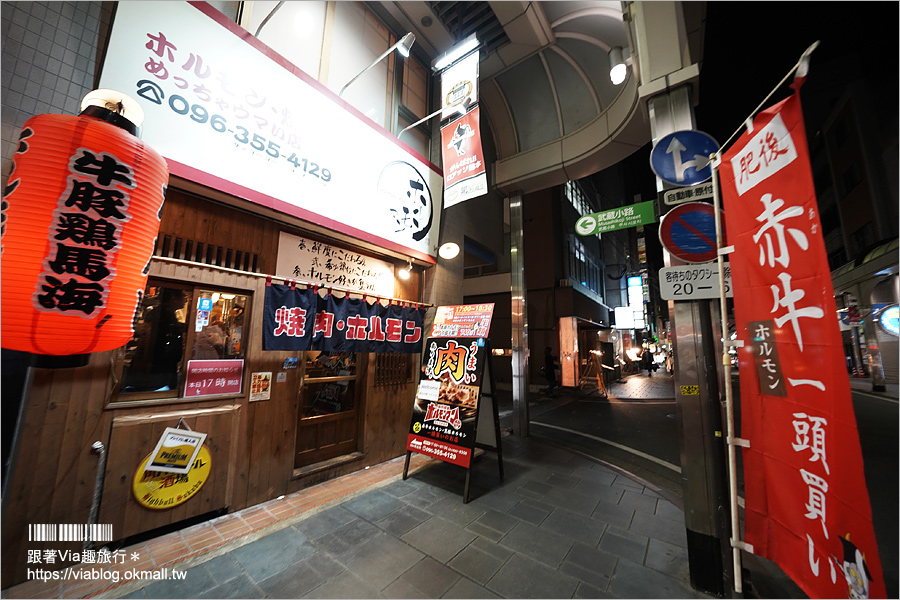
[658,202,724,263]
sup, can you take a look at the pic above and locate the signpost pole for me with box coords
[711,156,744,595]
[648,85,731,597]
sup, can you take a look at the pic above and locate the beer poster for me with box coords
[147,427,207,474]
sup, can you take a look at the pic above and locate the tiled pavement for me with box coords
[605,371,677,400]
[3,434,712,600]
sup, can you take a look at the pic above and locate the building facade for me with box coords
[1,0,692,587]
[0,1,454,585]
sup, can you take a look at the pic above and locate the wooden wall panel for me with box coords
[364,381,418,462]
[1,352,115,587]
[98,404,239,540]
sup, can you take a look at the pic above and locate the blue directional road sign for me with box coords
[650,130,719,186]
[658,202,724,264]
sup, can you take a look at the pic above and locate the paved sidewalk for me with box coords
[848,375,899,399]
[3,435,712,600]
[605,371,676,400]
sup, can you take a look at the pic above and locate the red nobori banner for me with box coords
[720,90,884,599]
[440,106,488,208]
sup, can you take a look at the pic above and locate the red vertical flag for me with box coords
[720,89,885,599]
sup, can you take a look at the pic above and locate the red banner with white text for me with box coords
[440,106,488,208]
[720,90,884,599]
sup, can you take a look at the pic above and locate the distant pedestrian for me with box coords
[641,347,653,377]
[542,347,559,397]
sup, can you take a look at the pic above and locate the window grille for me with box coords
[375,353,414,386]
[155,234,259,273]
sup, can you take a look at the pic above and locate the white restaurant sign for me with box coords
[99,1,442,260]
[275,232,395,298]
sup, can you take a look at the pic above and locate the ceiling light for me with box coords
[434,37,479,71]
[609,46,627,85]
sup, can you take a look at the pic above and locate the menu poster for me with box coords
[406,337,487,468]
[430,303,494,338]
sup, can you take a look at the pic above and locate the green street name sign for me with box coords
[575,200,657,236]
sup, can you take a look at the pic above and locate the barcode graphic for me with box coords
[28,524,113,542]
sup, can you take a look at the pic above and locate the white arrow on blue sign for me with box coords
[650,130,720,186]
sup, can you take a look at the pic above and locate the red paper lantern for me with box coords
[1,94,168,356]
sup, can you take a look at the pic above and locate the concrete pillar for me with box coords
[630,3,731,596]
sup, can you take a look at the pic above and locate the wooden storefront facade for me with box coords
[1,187,425,586]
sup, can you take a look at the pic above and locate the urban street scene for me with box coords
[1,2,896,599]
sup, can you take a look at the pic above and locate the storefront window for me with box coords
[120,284,191,393]
[301,352,357,417]
[191,291,249,360]
[118,282,250,398]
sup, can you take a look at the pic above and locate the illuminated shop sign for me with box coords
[878,305,899,336]
[99,1,442,260]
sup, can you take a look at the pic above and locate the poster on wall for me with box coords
[406,337,488,468]
[250,372,272,401]
[98,1,442,260]
[146,427,207,474]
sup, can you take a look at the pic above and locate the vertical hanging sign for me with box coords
[440,50,478,119]
[440,107,488,208]
[439,51,487,208]
[720,90,885,599]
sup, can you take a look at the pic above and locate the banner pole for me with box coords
[711,155,743,595]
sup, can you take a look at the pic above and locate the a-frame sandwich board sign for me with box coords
[403,304,504,503]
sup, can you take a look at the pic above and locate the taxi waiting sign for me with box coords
[575,200,656,236]
[660,263,732,301]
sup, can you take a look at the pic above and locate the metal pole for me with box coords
[84,441,107,551]
[398,107,443,139]
[711,156,743,595]
[509,192,529,437]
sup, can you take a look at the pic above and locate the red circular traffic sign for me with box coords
[658,202,724,263]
